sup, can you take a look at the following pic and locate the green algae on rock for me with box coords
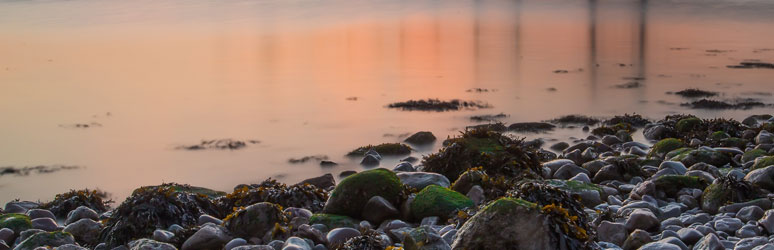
[669,148,732,167]
[15,231,75,250]
[0,213,32,234]
[701,176,760,214]
[648,138,684,159]
[410,185,473,220]
[752,156,774,170]
[322,169,404,219]
[346,143,412,156]
[308,213,360,230]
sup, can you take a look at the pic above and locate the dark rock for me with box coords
[322,169,403,219]
[361,196,399,224]
[507,122,555,132]
[404,131,436,145]
[298,174,336,190]
[222,202,284,240]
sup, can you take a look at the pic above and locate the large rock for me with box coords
[597,221,626,246]
[326,228,360,247]
[361,196,399,224]
[624,209,659,232]
[746,166,774,191]
[63,218,102,246]
[223,202,284,239]
[182,225,232,250]
[648,138,684,159]
[298,174,336,190]
[622,229,651,250]
[14,231,75,250]
[404,131,437,145]
[452,198,556,250]
[322,169,403,219]
[65,206,99,225]
[128,238,177,250]
[0,214,32,235]
[669,148,731,167]
[397,172,450,190]
[411,185,473,220]
[693,233,724,250]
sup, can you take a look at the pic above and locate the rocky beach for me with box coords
[3,112,774,249]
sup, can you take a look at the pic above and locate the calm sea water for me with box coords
[1,0,774,204]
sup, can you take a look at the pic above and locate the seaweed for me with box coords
[41,189,111,218]
[387,99,491,111]
[548,115,600,125]
[346,143,412,156]
[217,179,329,213]
[673,89,718,98]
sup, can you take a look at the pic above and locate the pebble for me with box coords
[326,228,360,247]
[31,217,61,232]
[152,229,175,243]
[66,206,99,225]
[282,236,312,250]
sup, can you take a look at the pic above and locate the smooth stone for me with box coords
[623,229,652,250]
[393,162,415,172]
[597,221,627,246]
[31,217,60,232]
[693,233,724,250]
[734,236,768,250]
[0,228,13,245]
[759,210,774,234]
[298,174,336,190]
[62,218,102,245]
[746,166,774,192]
[225,238,248,250]
[360,154,380,166]
[542,159,575,175]
[181,225,232,250]
[658,236,688,250]
[659,161,687,175]
[127,239,177,250]
[714,217,744,234]
[282,236,312,250]
[65,206,99,225]
[296,224,326,245]
[736,224,762,238]
[738,206,765,223]
[625,209,659,232]
[719,199,772,214]
[361,196,399,224]
[284,208,313,219]
[466,185,485,206]
[638,242,681,250]
[677,227,704,245]
[569,173,591,183]
[553,163,590,180]
[326,228,360,247]
[152,229,175,243]
[396,172,450,190]
[198,214,223,226]
[756,131,774,145]
[26,209,55,221]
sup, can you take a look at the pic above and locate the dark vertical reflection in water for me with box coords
[588,0,598,100]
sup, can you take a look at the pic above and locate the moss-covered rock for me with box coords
[701,176,759,214]
[752,156,774,170]
[0,213,32,234]
[411,185,473,220]
[222,202,285,239]
[669,148,731,167]
[648,138,684,159]
[653,175,708,198]
[347,143,412,156]
[322,169,403,219]
[743,149,768,163]
[14,231,75,250]
[308,214,359,230]
[676,117,702,132]
[709,131,731,140]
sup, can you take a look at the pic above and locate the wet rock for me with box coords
[682,99,766,110]
[745,166,774,191]
[404,131,436,145]
[198,214,222,226]
[734,236,768,250]
[65,206,99,225]
[402,226,450,250]
[127,238,177,250]
[644,125,669,140]
[673,89,718,98]
[552,163,590,180]
[63,218,101,245]
[282,236,312,250]
[648,138,684,159]
[758,210,774,233]
[550,142,570,151]
[466,185,485,206]
[597,221,626,246]
[295,224,326,246]
[756,130,774,145]
[360,154,380,166]
[319,161,338,167]
[152,229,174,243]
[26,209,55,221]
[326,228,360,248]
[639,242,681,250]
[30,217,59,232]
[507,122,555,133]
[297,174,335,190]
[622,229,652,250]
[322,169,403,219]
[714,217,743,234]
[742,149,767,163]
[361,196,399,224]
[411,185,473,220]
[751,156,774,171]
[693,233,724,250]
[452,198,555,249]
[393,162,415,172]
[223,202,284,240]
[669,148,731,167]
[308,214,358,230]
[625,209,659,232]
[569,172,591,183]
[397,172,450,190]
[0,214,32,236]
[181,224,232,250]
[737,206,765,222]
[15,231,75,250]
[348,143,411,157]
[677,227,703,245]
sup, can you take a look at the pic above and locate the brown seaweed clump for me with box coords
[99,183,223,248]
[217,179,329,213]
[41,189,111,218]
[422,126,543,183]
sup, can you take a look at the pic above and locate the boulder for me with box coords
[397,172,450,190]
[361,196,399,224]
[298,174,336,190]
[322,169,403,219]
[222,202,284,239]
[745,166,774,191]
[624,209,659,232]
[62,218,102,246]
[181,224,232,250]
[411,185,473,220]
[0,214,32,235]
[404,131,437,145]
[451,198,556,249]
[14,231,75,250]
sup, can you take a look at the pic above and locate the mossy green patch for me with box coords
[323,168,403,218]
[347,143,412,156]
[720,137,749,149]
[15,231,74,250]
[676,117,702,132]
[743,149,768,163]
[710,131,731,140]
[752,156,774,170]
[653,175,707,197]
[0,213,32,233]
[648,138,684,158]
[481,197,537,214]
[308,213,359,229]
[544,179,603,194]
[669,148,731,167]
[411,185,474,220]
[665,147,693,159]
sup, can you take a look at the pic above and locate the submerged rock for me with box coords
[387,99,490,112]
[404,131,437,145]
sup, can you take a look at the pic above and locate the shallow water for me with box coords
[1,0,774,204]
